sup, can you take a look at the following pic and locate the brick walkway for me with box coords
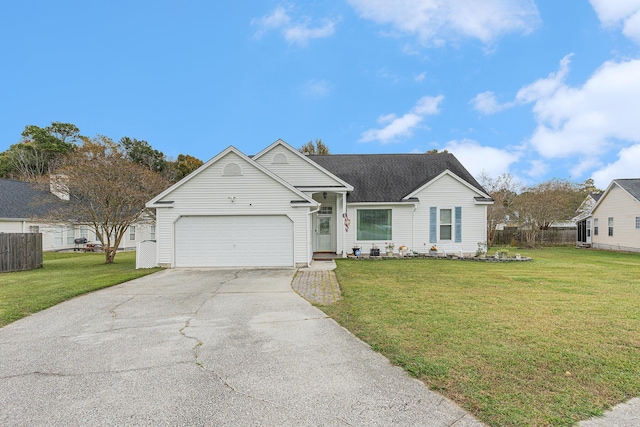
[292,269,342,305]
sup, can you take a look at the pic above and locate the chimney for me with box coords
[50,174,69,201]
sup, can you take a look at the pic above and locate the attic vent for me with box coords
[223,163,242,176]
[272,153,288,164]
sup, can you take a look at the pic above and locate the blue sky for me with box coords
[2,0,640,188]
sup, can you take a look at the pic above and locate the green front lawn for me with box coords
[0,251,160,328]
[324,248,640,426]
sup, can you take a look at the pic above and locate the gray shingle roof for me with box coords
[615,178,640,202]
[0,179,64,219]
[307,152,487,202]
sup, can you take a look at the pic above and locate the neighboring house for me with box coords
[583,178,640,252]
[146,140,493,268]
[0,178,154,251]
[574,192,603,247]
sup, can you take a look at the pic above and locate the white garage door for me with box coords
[174,215,294,267]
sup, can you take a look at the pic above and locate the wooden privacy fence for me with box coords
[0,233,43,273]
[493,228,576,246]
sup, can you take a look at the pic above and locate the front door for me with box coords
[586,219,592,244]
[316,215,332,251]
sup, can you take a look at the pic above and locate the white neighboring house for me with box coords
[146,140,493,268]
[580,178,640,252]
[0,178,155,251]
[574,192,603,247]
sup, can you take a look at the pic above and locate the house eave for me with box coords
[474,197,494,205]
[347,201,420,206]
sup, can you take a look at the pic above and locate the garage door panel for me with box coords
[175,216,293,267]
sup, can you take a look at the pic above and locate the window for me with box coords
[594,218,598,236]
[129,226,136,241]
[29,225,39,234]
[54,227,63,246]
[357,209,392,240]
[150,225,156,240]
[440,209,452,240]
[319,206,332,215]
[66,226,75,245]
[636,217,640,229]
[608,217,614,237]
[80,226,88,240]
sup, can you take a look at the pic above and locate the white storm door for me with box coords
[586,219,592,244]
[316,215,332,251]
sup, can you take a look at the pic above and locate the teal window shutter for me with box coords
[455,206,462,243]
[429,207,437,243]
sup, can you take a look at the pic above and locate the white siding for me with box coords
[0,220,23,233]
[344,204,415,254]
[413,174,487,254]
[155,151,311,267]
[255,145,344,187]
[591,185,640,252]
[344,174,487,255]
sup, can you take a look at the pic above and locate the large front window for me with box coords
[440,209,452,240]
[357,209,392,240]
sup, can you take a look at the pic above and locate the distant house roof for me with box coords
[615,178,640,202]
[0,179,64,220]
[307,152,488,202]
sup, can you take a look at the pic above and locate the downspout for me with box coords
[342,192,347,258]
[411,203,418,252]
[307,205,321,267]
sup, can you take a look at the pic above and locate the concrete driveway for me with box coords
[0,268,483,426]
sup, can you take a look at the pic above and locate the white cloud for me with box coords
[528,58,640,158]
[590,0,640,44]
[347,0,540,46]
[414,71,427,82]
[525,159,549,179]
[359,95,444,143]
[591,144,640,188]
[284,20,337,45]
[301,79,332,98]
[442,138,520,178]
[251,7,291,38]
[515,53,572,104]
[472,54,572,115]
[471,91,510,114]
[252,6,337,45]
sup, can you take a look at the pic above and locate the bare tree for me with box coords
[478,172,520,247]
[46,136,170,263]
[514,179,586,246]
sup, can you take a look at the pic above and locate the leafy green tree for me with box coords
[2,122,80,180]
[300,139,330,155]
[118,137,167,173]
[174,154,203,181]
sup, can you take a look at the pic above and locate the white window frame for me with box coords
[608,217,614,237]
[54,227,63,246]
[356,209,392,241]
[439,208,452,241]
[150,225,156,240]
[66,226,75,245]
[129,225,136,241]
